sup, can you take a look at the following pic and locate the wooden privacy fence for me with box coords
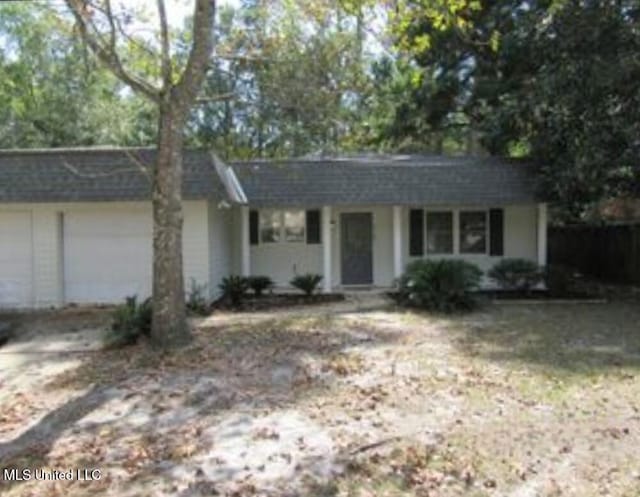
[548,223,640,284]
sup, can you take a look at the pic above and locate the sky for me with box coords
[134,0,240,28]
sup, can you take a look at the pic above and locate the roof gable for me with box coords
[0,148,228,203]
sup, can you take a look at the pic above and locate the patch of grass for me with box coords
[325,352,366,376]
[316,442,488,497]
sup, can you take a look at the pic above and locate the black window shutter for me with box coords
[409,209,424,256]
[489,208,504,256]
[306,209,321,244]
[249,210,259,245]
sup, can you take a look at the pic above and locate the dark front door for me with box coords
[341,213,373,285]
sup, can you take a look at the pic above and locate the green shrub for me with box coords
[186,278,210,316]
[247,276,274,297]
[290,273,323,296]
[105,295,152,348]
[545,264,576,297]
[488,258,543,292]
[219,275,249,306]
[396,259,482,312]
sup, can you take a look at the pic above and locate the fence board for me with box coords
[549,223,640,284]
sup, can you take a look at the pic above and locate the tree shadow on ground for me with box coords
[0,385,113,493]
[0,310,403,495]
[451,301,640,374]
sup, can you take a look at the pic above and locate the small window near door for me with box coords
[260,209,281,243]
[426,211,453,254]
[460,211,487,254]
[259,209,306,243]
[284,210,305,242]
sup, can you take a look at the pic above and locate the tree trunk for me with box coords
[150,101,189,347]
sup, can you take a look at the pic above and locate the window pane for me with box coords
[460,211,487,253]
[260,210,281,243]
[426,211,453,254]
[284,210,305,242]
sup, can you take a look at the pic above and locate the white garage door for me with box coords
[63,209,152,304]
[0,211,33,307]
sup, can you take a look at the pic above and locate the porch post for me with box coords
[537,203,548,267]
[240,205,250,277]
[322,206,332,293]
[392,205,403,279]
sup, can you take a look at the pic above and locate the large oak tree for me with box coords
[62,0,216,347]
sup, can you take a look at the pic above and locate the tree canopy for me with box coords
[0,3,155,148]
[387,0,640,219]
[1,0,638,219]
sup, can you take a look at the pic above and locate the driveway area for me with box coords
[1,296,639,496]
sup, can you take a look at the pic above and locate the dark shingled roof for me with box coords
[232,155,540,206]
[0,148,228,202]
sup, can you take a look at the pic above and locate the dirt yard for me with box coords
[1,296,639,497]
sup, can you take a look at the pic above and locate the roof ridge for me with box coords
[0,146,158,156]
[230,156,528,166]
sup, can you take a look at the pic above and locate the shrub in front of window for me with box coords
[488,258,543,293]
[219,276,250,307]
[396,259,483,312]
[290,273,323,296]
[248,276,274,297]
[104,295,152,348]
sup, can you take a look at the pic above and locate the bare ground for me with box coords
[1,296,639,496]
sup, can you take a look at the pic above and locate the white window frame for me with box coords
[259,209,306,244]
[425,210,454,255]
[283,210,306,243]
[260,209,282,244]
[458,210,489,255]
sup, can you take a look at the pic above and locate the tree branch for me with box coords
[103,0,117,52]
[65,0,161,102]
[156,0,172,87]
[62,158,149,180]
[195,92,236,103]
[174,0,216,107]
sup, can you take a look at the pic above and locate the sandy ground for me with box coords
[1,296,639,496]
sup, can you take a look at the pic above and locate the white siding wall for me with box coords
[243,204,540,290]
[0,200,210,307]
[63,206,152,303]
[251,243,322,287]
[0,200,542,307]
[244,206,394,288]
[505,205,537,261]
[208,201,234,298]
[401,204,539,286]
[241,207,324,287]
[246,205,395,288]
[182,201,210,294]
[32,208,63,307]
[230,207,242,275]
[0,210,34,307]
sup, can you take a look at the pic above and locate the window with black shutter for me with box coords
[249,210,259,245]
[489,208,504,256]
[409,209,424,256]
[306,210,321,244]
